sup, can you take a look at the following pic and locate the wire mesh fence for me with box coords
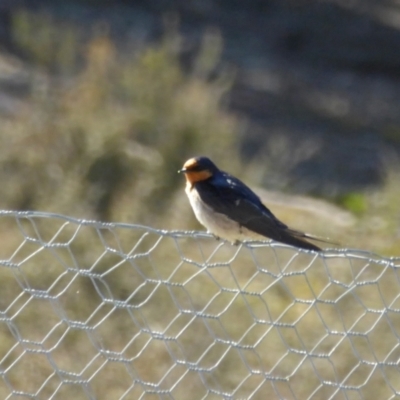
[0,210,399,400]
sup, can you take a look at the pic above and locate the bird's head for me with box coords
[178,156,219,184]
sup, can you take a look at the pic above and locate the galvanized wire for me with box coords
[0,211,399,400]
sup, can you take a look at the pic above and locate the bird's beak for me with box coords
[178,168,187,174]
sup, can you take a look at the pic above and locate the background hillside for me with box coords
[0,1,399,249]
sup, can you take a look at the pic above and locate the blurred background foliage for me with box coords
[0,3,398,254]
[2,9,239,229]
[4,4,400,254]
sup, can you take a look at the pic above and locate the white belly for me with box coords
[186,184,263,243]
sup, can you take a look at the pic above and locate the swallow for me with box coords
[178,156,327,251]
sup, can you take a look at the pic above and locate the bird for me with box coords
[178,156,327,251]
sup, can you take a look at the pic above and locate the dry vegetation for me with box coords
[0,8,399,400]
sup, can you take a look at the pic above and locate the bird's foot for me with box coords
[231,240,241,246]
[209,232,221,241]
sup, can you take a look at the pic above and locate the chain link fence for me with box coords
[0,211,399,399]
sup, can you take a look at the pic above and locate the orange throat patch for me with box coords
[184,170,212,187]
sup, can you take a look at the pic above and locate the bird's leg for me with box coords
[232,240,241,246]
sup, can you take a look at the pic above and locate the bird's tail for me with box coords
[278,231,322,252]
[283,229,338,252]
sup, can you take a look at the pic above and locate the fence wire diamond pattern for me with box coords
[0,211,399,399]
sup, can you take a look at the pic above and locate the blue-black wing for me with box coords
[195,172,321,251]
